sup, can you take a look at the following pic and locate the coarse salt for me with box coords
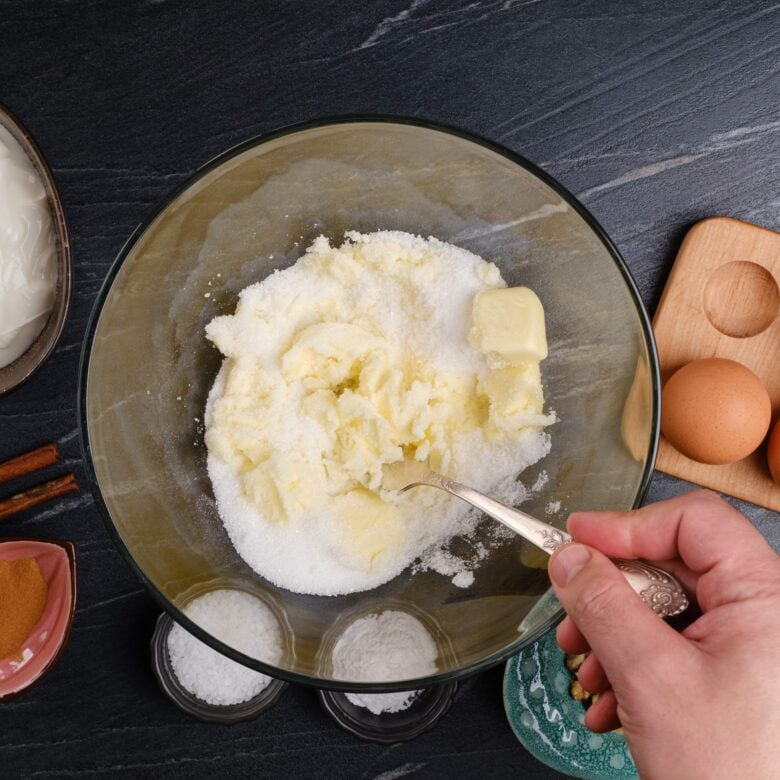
[167,589,283,706]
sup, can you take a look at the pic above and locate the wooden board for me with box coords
[653,217,780,511]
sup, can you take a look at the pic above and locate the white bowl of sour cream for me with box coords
[0,103,71,396]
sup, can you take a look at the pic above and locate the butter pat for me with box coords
[478,364,556,438]
[470,287,548,366]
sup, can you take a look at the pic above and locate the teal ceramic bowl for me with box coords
[504,606,637,780]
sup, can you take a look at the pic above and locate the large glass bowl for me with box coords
[79,118,659,691]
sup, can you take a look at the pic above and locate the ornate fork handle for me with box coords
[446,478,689,619]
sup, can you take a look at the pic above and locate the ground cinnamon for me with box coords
[0,557,48,659]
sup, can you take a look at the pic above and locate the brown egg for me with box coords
[768,421,780,485]
[661,358,771,465]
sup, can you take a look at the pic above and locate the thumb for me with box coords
[549,543,694,693]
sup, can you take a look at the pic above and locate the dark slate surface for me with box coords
[1,2,778,778]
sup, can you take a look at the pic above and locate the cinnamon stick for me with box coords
[0,443,59,484]
[0,473,78,521]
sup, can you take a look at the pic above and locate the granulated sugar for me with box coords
[413,474,530,588]
[167,589,283,706]
[332,611,437,716]
[205,231,554,595]
[416,548,478,588]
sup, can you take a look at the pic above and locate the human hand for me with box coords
[548,490,780,780]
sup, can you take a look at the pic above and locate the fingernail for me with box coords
[549,544,591,586]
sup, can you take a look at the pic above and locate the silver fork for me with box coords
[383,460,689,618]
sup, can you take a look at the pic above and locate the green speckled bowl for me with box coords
[504,608,637,779]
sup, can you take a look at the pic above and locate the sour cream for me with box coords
[0,124,56,369]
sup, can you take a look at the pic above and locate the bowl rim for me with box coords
[0,101,72,396]
[77,114,661,691]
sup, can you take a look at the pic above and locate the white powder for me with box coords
[332,611,437,715]
[332,610,438,681]
[414,469,553,588]
[416,547,478,587]
[345,689,422,715]
[413,474,528,587]
[167,589,283,706]
[532,470,549,492]
[205,231,553,595]
[451,571,475,588]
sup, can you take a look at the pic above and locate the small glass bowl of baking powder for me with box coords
[315,604,459,742]
[318,683,459,743]
[0,103,71,396]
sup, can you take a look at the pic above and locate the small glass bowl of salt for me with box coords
[150,589,288,724]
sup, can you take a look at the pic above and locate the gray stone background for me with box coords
[1,2,777,777]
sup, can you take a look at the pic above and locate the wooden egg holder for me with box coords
[653,217,780,511]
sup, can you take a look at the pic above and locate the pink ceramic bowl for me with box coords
[0,539,76,700]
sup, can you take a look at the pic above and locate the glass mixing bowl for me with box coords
[79,118,659,691]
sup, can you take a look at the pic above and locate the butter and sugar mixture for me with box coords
[205,231,554,595]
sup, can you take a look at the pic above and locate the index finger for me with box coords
[567,490,778,609]
[567,490,772,571]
